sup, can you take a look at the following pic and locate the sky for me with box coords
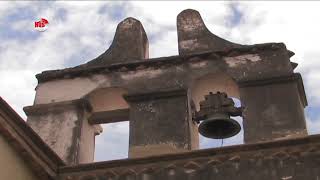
[0,1,320,161]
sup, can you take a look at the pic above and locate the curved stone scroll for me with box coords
[177,9,244,55]
[84,17,149,67]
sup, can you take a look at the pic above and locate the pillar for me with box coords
[24,99,102,165]
[239,73,308,143]
[124,89,199,158]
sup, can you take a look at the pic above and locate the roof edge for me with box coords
[0,97,65,179]
[36,42,289,84]
[59,133,320,173]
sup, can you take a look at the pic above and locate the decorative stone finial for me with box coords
[177,9,243,55]
[84,17,149,67]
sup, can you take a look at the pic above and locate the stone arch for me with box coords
[84,87,131,162]
[85,87,129,113]
[191,72,240,111]
[190,72,243,147]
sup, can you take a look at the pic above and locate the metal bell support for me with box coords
[194,92,242,139]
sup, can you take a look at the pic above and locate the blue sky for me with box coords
[0,1,320,161]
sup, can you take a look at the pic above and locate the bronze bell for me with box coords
[194,92,242,139]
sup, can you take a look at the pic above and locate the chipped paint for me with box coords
[224,54,261,67]
[281,176,292,180]
[120,18,136,29]
[190,61,208,68]
[273,130,307,140]
[35,75,111,104]
[137,102,156,113]
[180,39,209,51]
[121,68,163,80]
[129,141,189,158]
[27,110,78,162]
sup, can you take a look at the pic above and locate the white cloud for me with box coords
[231,1,320,113]
[95,122,129,161]
[129,1,232,57]
[307,118,320,135]
[0,2,124,119]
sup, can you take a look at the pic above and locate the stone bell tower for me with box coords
[24,9,308,166]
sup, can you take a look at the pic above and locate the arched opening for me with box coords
[191,72,244,149]
[85,87,130,161]
[94,121,129,161]
[87,87,129,112]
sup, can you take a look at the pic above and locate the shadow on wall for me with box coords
[86,87,129,112]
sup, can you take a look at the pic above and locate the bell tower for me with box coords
[24,9,307,165]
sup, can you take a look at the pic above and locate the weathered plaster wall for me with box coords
[83,17,149,66]
[78,111,102,164]
[187,91,200,150]
[0,135,40,180]
[127,94,198,158]
[87,87,129,112]
[35,75,110,105]
[27,8,308,162]
[27,107,81,163]
[57,135,320,180]
[34,48,290,106]
[29,45,306,159]
[26,99,102,165]
[241,81,308,143]
[177,9,241,55]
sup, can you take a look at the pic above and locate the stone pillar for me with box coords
[124,89,199,158]
[239,73,308,143]
[24,99,102,165]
